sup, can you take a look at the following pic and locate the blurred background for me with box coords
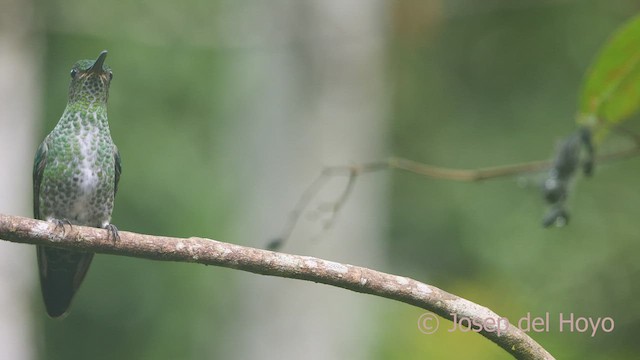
[1,0,639,359]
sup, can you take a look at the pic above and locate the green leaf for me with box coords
[578,14,640,141]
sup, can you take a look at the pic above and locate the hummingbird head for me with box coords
[68,50,113,105]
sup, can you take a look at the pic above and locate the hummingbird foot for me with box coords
[104,223,120,243]
[51,218,73,235]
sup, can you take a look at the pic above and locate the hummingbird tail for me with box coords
[36,246,94,318]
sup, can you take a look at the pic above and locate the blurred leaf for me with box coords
[577,14,640,140]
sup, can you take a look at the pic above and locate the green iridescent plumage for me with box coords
[33,51,121,318]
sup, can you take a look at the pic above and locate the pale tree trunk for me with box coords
[0,0,40,358]
[219,1,389,358]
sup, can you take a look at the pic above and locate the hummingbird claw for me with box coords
[52,218,73,235]
[104,224,120,243]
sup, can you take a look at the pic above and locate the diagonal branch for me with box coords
[0,213,553,360]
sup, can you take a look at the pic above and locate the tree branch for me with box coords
[269,136,640,249]
[0,213,553,360]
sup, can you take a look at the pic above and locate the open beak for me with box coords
[88,50,108,74]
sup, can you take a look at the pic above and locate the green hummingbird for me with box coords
[33,50,121,318]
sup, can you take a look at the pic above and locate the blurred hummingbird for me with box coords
[33,50,121,318]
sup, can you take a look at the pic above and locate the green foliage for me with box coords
[578,14,640,140]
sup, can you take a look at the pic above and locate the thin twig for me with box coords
[318,169,357,231]
[267,171,332,250]
[387,156,552,181]
[0,213,555,360]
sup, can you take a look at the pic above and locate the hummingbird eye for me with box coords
[70,69,78,78]
[108,71,113,81]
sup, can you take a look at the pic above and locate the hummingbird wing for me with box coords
[33,137,49,219]
[114,145,122,195]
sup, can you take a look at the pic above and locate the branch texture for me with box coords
[0,213,553,360]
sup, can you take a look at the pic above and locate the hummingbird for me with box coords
[33,50,121,318]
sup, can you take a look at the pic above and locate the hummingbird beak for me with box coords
[88,51,108,74]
